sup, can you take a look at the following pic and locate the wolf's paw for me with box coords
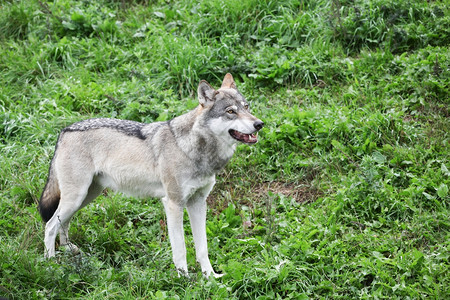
[212,272,225,278]
[176,268,189,278]
[203,270,225,279]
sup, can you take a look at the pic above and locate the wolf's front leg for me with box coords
[187,182,223,278]
[162,197,188,276]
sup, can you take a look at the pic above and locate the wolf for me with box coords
[38,73,263,278]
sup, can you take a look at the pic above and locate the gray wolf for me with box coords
[38,73,263,278]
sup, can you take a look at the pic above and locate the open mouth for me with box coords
[228,129,258,144]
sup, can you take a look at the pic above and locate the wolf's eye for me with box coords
[226,109,236,114]
[244,104,249,110]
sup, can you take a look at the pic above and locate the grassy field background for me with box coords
[0,0,449,298]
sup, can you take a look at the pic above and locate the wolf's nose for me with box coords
[253,120,264,131]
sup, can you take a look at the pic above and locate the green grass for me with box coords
[1,0,449,298]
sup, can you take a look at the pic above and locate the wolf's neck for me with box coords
[169,108,236,175]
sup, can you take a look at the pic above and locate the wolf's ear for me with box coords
[221,73,237,90]
[198,80,217,107]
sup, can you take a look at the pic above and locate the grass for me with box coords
[0,0,449,298]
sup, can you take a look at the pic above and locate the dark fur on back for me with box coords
[63,118,146,140]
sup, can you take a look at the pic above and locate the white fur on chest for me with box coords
[179,176,215,202]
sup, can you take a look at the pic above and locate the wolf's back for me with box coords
[39,159,60,223]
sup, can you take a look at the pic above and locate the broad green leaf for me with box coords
[437,183,448,198]
[373,151,386,164]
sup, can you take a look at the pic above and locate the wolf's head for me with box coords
[197,73,264,145]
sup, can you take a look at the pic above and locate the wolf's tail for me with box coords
[38,163,60,223]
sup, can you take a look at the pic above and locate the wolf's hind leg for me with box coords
[44,200,84,258]
[44,206,61,258]
[44,176,95,258]
[59,220,80,254]
[59,181,104,255]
